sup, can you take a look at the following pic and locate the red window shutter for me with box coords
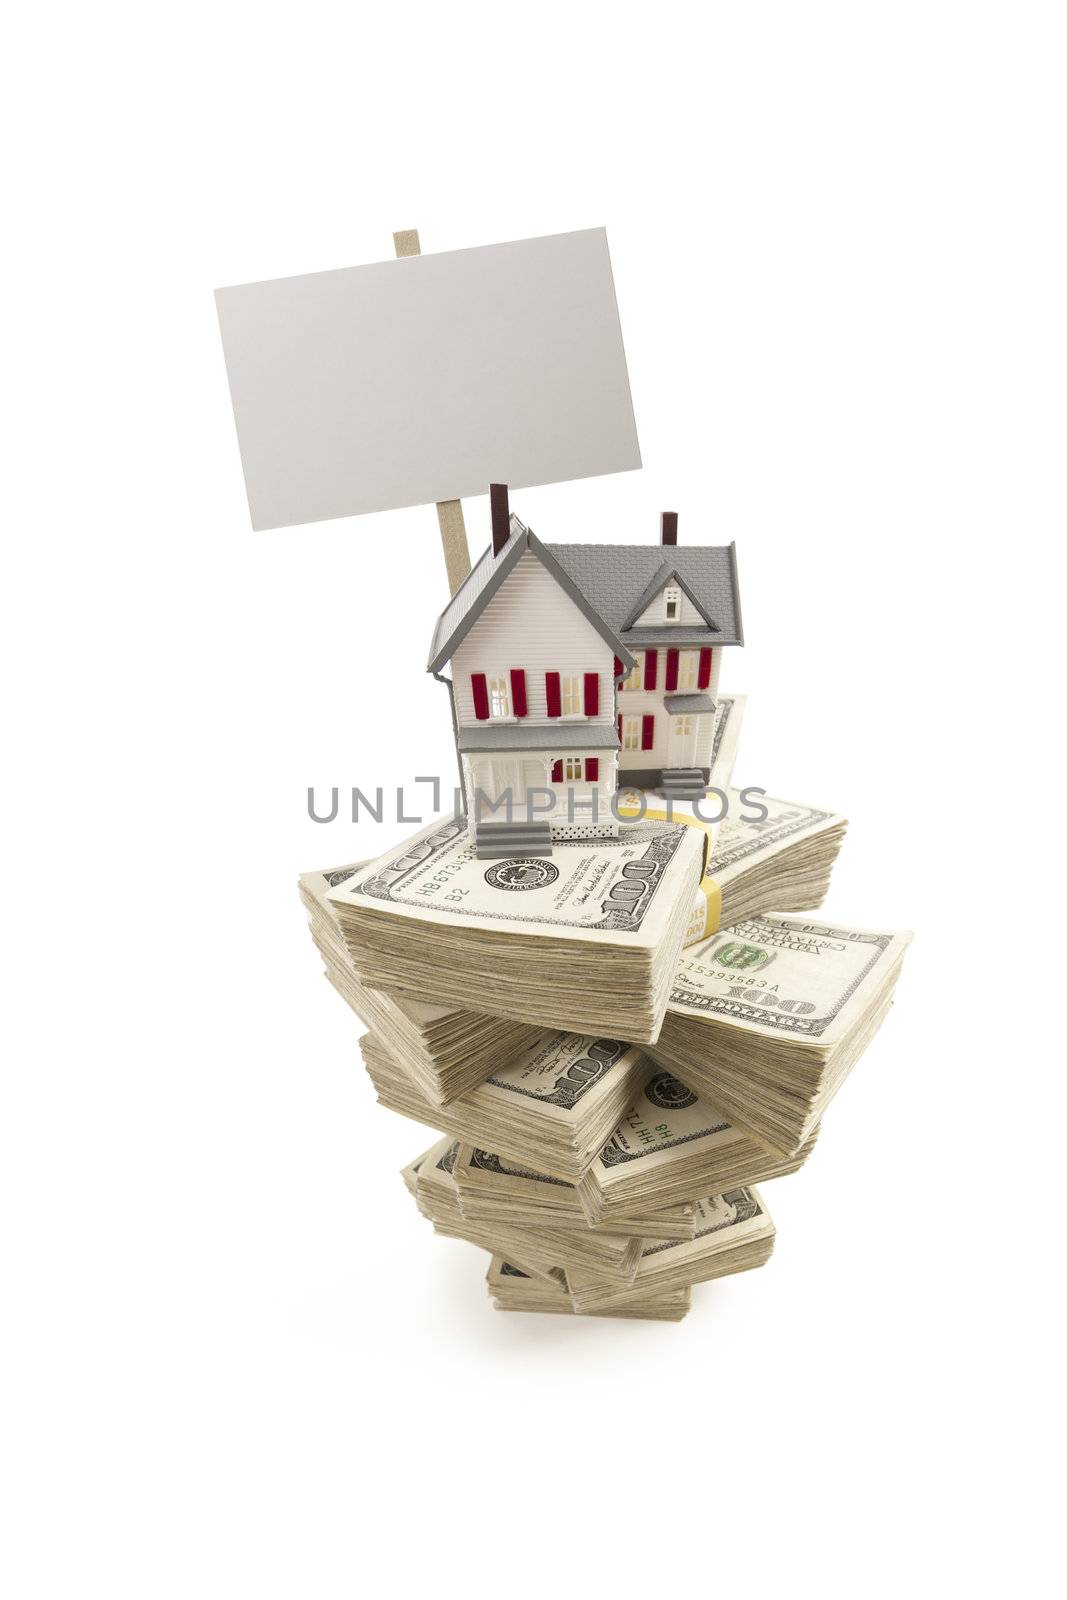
[613,655,623,680]
[471,673,490,721]
[584,672,599,716]
[545,672,561,718]
[665,649,679,691]
[698,648,713,689]
[510,668,528,716]
[644,649,658,690]
[550,759,563,783]
[617,714,622,743]
[586,758,599,781]
[641,714,655,750]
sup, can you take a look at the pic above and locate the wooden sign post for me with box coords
[393,228,472,597]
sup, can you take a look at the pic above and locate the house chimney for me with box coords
[661,511,678,546]
[490,484,511,556]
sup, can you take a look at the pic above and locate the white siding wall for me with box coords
[617,689,669,771]
[451,552,616,726]
[694,649,723,768]
[617,648,723,773]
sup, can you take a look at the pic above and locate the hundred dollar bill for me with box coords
[577,1066,819,1224]
[651,916,912,1154]
[708,692,745,794]
[325,814,707,1043]
[362,1028,651,1182]
[567,1187,775,1313]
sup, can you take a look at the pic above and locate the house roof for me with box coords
[428,519,743,671]
[663,693,717,714]
[546,542,743,649]
[427,517,635,673]
[457,722,621,753]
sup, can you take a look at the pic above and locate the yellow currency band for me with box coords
[616,803,722,940]
[697,874,722,940]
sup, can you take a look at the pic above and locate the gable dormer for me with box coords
[623,565,720,632]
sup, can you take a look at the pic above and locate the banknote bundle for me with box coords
[389,1052,814,1241]
[485,1257,692,1321]
[360,1028,653,1182]
[300,865,540,1103]
[302,789,847,1088]
[452,1142,698,1240]
[652,917,913,1154]
[565,1191,776,1314]
[708,793,848,934]
[410,1136,645,1284]
[300,762,908,1325]
[575,1065,820,1225]
[408,1136,774,1321]
[324,815,709,1044]
[443,1075,818,1241]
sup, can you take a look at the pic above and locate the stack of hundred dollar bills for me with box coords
[301,746,910,1324]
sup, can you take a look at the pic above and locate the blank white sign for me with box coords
[215,228,641,530]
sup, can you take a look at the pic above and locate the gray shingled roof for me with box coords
[428,522,743,671]
[426,517,520,670]
[457,722,621,752]
[427,519,635,673]
[546,543,743,648]
[623,626,726,647]
[664,693,717,714]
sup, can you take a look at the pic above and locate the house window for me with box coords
[677,650,699,690]
[488,674,511,718]
[664,585,682,621]
[673,715,695,739]
[622,715,642,751]
[561,672,584,716]
[551,756,596,783]
[619,656,642,692]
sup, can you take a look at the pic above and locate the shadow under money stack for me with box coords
[303,790,909,1324]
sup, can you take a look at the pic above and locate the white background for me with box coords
[3,4,1064,1597]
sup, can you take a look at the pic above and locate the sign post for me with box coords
[392,228,472,596]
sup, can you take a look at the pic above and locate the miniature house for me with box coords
[427,487,743,857]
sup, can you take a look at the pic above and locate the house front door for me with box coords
[667,715,697,769]
[513,757,550,818]
[476,756,549,820]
